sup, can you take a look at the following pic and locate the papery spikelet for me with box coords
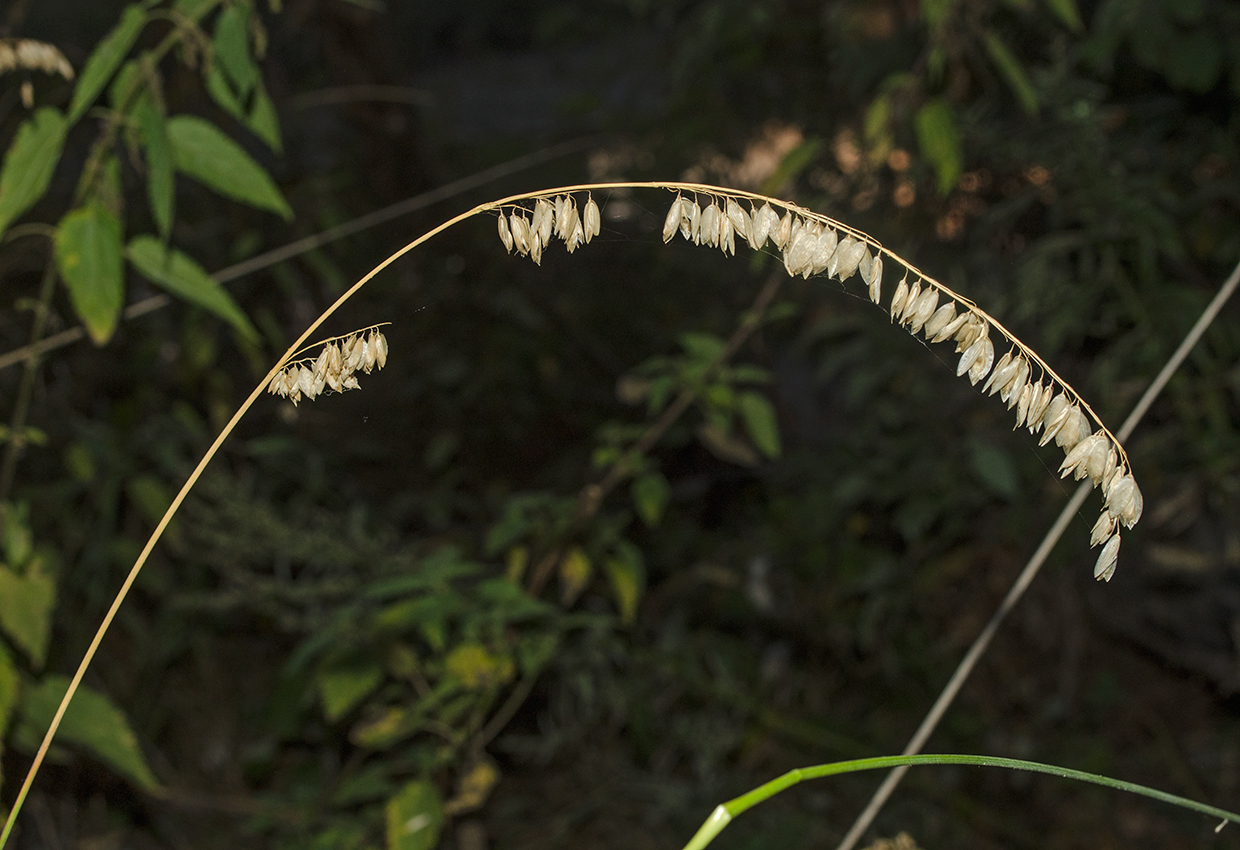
[957,333,987,377]
[700,203,721,247]
[834,239,868,281]
[967,336,995,385]
[584,195,601,242]
[907,288,939,334]
[663,195,683,243]
[373,332,388,369]
[533,198,554,246]
[774,211,792,250]
[1013,382,1033,428]
[509,213,530,254]
[529,231,543,265]
[923,303,956,339]
[1094,532,1120,582]
[720,213,736,257]
[751,203,774,248]
[1060,432,1104,479]
[930,310,968,344]
[984,351,1016,396]
[898,279,922,325]
[1090,512,1116,547]
[868,256,883,304]
[554,195,570,239]
[889,276,909,321]
[726,198,750,243]
[497,214,513,252]
[811,228,839,274]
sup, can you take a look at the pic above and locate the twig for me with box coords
[833,255,1240,850]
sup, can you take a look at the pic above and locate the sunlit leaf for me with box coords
[0,558,55,669]
[915,99,963,195]
[16,675,159,790]
[632,471,671,527]
[604,542,645,624]
[317,664,384,721]
[443,644,514,690]
[68,4,148,123]
[166,115,292,219]
[385,780,443,850]
[55,203,125,345]
[983,31,1039,115]
[738,391,782,459]
[127,235,259,341]
[558,547,592,606]
[0,108,68,239]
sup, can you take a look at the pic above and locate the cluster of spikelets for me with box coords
[496,194,602,263]
[267,328,388,406]
[0,39,74,79]
[495,187,1141,581]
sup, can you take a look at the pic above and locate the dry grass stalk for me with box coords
[497,184,1142,580]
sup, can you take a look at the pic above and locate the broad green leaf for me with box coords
[0,108,68,238]
[107,60,142,110]
[68,5,148,123]
[166,115,292,219]
[16,675,159,790]
[680,331,727,362]
[127,236,259,341]
[135,99,174,238]
[738,391,782,459]
[213,4,259,97]
[317,664,384,721]
[55,204,125,345]
[0,559,55,669]
[914,99,963,195]
[604,542,644,624]
[983,31,1039,115]
[632,471,671,528]
[247,81,283,153]
[0,642,20,742]
[1042,0,1084,32]
[557,547,592,607]
[385,780,443,850]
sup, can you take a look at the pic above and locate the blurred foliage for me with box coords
[0,0,1238,848]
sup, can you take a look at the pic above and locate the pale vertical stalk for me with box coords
[833,256,1240,850]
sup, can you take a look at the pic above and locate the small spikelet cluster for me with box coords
[657,190,1142,581]
[0,39,74,79]
[268,328,388,406]
[498,194,601,263]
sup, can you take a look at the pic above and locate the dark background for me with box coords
[2,0,1240,848]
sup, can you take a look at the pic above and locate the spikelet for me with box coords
[269,328,391,406]
[868,256,883,304]
[584,195,601,243]
[497,214,513,253]
[663,195,683,243]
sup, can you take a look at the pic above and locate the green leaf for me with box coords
[557,547,592,607]
[385,780,444,850]
[213,4,259,97]
[1,501,33,567]
[135,99,174,238]
[166,115,292,219]
[68,4,148,124]
[604,542,645,624]
[16,675,159,790]
[632,471,671,528]
[317,664,384,721]
[247,80,283,153]
[680,331,727,362]
[738,391,781,459]
[55,204,125,345]
[205,63,246,122]
[0,108,68,239]
[983,31,1039,115]
[1042,0,1084,32]
[914,99,963,195]
[127,236,258,341]
[0,559,55,669]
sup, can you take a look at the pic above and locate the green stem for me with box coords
[0,258,58,502]
[681,754,1240,850]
